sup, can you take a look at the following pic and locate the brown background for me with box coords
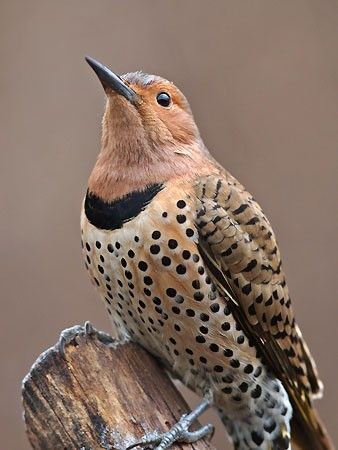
[0,1,337,448]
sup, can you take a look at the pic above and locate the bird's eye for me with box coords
[156,92,171,107]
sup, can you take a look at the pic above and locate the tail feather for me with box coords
[291,404,335,450]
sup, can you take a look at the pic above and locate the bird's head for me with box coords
[85,57,213,201]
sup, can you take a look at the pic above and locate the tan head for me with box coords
[85,57,213,201]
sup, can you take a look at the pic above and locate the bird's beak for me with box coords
[85,56,138,105]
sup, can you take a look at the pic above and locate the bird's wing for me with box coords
[194,173,322,398]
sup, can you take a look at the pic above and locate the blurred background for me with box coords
[1,1,337,448]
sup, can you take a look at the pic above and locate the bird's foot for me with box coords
[57,321,114,357]
[127,391,214,450]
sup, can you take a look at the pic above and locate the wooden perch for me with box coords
[22,325,216,450]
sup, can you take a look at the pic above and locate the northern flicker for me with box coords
[81,57,333,450]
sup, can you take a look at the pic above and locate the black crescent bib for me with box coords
[84,183,163,230]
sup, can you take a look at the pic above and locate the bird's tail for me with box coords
[290,403,335,450]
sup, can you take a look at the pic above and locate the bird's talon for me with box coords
[56,323,114,358]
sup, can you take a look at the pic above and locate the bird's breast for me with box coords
[84,183,164,230]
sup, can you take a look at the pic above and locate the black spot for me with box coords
[162,211,168,218]
[223,306,231,315]
[209,343,219,352]
[230,359,240,368]
[255,293,263,304]
[95,240,101,249]
[177,200,186,209]
[176,264,186,275]
[174,324,181,332]
[194,292,204,301]
[166,288,176,298]
[233,203,249,215]
[121,258,127,268]
[199,326,208,334]
[192,280,200,289]
[200,313,209,322]
[134,236,139,242]
[86,243,91,251]
[281,406,288,416]
[239,382,248,393]
[222,374,234,383]
[138,261,148,271]
[115,242,121,249]
[244,364,254,374]
[246,217,260,226]
[176,214,186,224]
[222,387,232,394]
[221,322,231,331]
[242,283,252,295]
[196,335,206,343]
[86,255,91,264]
[172,306,180,314]
[214,365,223,373]
[84,184,163,230]
[251,385,262,398]
[186,228,194,237]
[161,256,171,266]
[243,259,257,272]
[152,230,161,239]
[174,295,183,304]
[192,254,200,263]
[265,296,273,306]
[125,270,132,280]
[139,300,146,309]
[94,277,100,286]
[248,303,255,316]
[200,356,207,364]
[251,431,264,446]
[254,366,262,377]
[168,239,178,249]
[182,250,191,259]
[144,288,151,296]
[198,266,205,275]
[150,244,160,254]
[107,243,114,253]
[185,348,193,355]
[186,309,195,317]
[128,249,135,258]
[100,255,105,263]
[223,348,233,357]
[169,337,176,345]
[153,297,161,305]
[264,421,277,433]
[144,276,153,285]
[210,303,220,313]
[237,335,245,344]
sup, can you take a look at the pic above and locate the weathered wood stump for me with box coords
[22,325,216,450]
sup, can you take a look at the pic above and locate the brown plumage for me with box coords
[81,57,333,450]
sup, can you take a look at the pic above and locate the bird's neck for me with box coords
[87,141,216,202]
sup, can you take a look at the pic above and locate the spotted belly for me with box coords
[80,190,292,449]
[82,191,257,395]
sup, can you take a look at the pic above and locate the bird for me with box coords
[81,56,333,450]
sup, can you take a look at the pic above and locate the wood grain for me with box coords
[22,326,216,450]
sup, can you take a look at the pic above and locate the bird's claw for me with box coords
[127,419,214,450]
[127,391,214,450]
[57,321,114,358]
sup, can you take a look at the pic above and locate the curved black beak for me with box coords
[85,56,137,105]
